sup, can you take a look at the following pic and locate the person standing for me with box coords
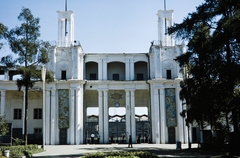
[91,133,95,144]
[128,135,133,148]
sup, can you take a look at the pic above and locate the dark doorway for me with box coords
[168,127,176,144]
[12,128,22,139]
[109,118,125,144]
[59,128,67,145]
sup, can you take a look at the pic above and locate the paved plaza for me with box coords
[32,143,237,158]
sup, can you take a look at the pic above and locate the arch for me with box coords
[86,62,98,80]
[107,62,125,80]
[134,61,148,80]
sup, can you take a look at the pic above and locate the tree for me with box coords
[169,0,240,146]
[0,22,8,51]
[1,7,54,145]
[0,116,9,137]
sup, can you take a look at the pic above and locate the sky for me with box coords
[0,0,205,114]
[0,0,205,57]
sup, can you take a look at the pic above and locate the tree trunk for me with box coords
[24,85,28,145]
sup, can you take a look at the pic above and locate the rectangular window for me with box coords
[34,108,42,119]
[89,73,97,80]
[113,74,119,80]
[61,71,66,80]
[34,128,42,139]
[137,73,144,80]
[167,70,172,79]
[14,109,22,120]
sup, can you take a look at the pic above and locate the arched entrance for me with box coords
[109,107,126,143]
[135,107,151,143]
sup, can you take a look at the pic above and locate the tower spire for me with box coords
[164,0,167,35]
[65,0,68,36]
[164,0,166,10]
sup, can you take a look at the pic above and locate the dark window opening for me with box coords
[167,70,172,79]
[113,74,119,80]
[34,108,42,119]
[34,128,42,139]
[137,73,144,80]
[14,109,22,119]
[61,71,66,80]
[90,73,97,80]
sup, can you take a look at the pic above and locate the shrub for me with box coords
[0,144,43,157]
[12,138,25,145]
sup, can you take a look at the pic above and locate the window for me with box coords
[113,74,119,80]
[61,70,66,80]
[166,70,172,79]
[34,128,42,139]
[14,109,22,119]
[34,108,42,119]
[90,73,97,80]
[137,73,144,80]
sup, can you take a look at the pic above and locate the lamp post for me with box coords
[41,66,46,150]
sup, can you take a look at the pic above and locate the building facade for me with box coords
[0,8,190,145]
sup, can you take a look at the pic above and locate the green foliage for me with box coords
[83,151,158,158]
[0,144,43,157]
[0,23,7,50]
[12,138,25,146]
[0,116,9,137]
[1,7,54,145]
[170,0,240,131]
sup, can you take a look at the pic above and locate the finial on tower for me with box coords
[164,0,166,10]
[65,0,68,37]
[65,0,67,11]
[157,0,174,46]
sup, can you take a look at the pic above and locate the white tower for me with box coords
[157,10,174,46]
[57,10,75,47]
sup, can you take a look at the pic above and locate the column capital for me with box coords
[125,89,135,92]
[0,90,6,97]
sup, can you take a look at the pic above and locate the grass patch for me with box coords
[83,151,158,158]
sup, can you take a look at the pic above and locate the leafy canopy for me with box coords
[169,0,240,129]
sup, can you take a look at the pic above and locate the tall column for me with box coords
[176,86,184,143]
[45,90,51,145]
[22,90,26,138]
[58,18,62,47]
[103,59,107,80]
[125,90,131,143]
[130,60,134,80]
[154,89,160,144]
[79,85,84,144]
[50,89,56,145]
[98,60,103,80]
[79,55,84,80]
[160,87,166,143]
[158,15,163,45]
[183,104,188,143]
[130,90,136,143]
[69,88,75,144]
[103,90,109,143]
[159,49,163,79]
[69,16,73,45]
[75,88,80,144]
[125,60,130,80]
[98,90,104,143]
[150,85,156,143]
[0,90,6,116]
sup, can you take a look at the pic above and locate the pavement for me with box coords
[32,143,238,158]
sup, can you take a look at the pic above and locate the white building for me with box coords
[0,8,191,145]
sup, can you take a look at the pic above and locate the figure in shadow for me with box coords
[128,135,133,148]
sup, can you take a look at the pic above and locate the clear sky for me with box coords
[0,0,204,57]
